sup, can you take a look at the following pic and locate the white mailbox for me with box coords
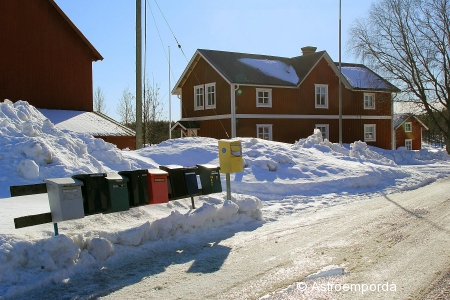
[44,178,85,222]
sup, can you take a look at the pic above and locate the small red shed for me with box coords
[394,114,429,150]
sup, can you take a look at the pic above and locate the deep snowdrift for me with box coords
[0,100,139,198]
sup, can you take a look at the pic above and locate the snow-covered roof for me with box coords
[238,58,299,85]
[338,63,400,91]
[172,49,399,95]
[38,109,135,136]
[393,113,429,130]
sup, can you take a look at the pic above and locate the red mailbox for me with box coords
[147,169,169,204]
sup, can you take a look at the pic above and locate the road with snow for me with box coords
[24,176,450,300]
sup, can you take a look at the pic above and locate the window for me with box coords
[364,124,376,141]
[194,85,204,110]
[257,124,273,140]
[405,139,412,150]
[315,84,328,108]
[315,124,329,140]
[404,122,412,132]
[256,88,272,107]
[205,83,216,109]
[364,93,375,109]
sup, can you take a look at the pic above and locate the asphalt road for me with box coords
[97,177,450,300]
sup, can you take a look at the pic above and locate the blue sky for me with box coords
[55,0,373,122]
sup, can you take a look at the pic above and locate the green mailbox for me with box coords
[104,173,130,213]
[196,164,222,195]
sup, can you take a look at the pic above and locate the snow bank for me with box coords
[0,100,138,197]
[0,195,262,298]
[293,129,395,166]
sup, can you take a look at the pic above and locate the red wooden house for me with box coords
[394,114,428,150]
[0,0,135,149]
[172,47,400,150]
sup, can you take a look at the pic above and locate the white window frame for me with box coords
[194,85,204,111]
[315,84,328,109]
[256,124,273,140]
[364,93,375,110]
[315,124,330,140]
[256,88,272,108]
[205,83,216,109]
[405,139,412,150]
[364,124,376,142]
[404,122,412,132]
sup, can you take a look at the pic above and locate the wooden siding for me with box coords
[235,118,391,149]
[181,57,231,117]
[98,135,136,151]
[0,0,95,111]
[196,119,232,140]
[395,117,425,150]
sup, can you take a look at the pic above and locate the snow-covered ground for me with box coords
[1,100,450,299]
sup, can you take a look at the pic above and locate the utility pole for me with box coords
[338,0,343,145]
[169,46,172,139]
[136,0,143,149]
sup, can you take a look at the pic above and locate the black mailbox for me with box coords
[183,166,199,195]
[196,164,222,195]
[118,169,149,206]
[72,173,108,215]
[159,165,187,199]
[159,165,200,199]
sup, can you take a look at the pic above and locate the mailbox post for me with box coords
[218,139,243,200]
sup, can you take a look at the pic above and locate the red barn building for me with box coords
[0,0,135,149]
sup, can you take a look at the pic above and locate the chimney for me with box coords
[301,46,317,56]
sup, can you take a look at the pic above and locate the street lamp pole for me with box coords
[338,0,343,145]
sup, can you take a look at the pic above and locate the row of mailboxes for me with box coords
[44,165,222,222]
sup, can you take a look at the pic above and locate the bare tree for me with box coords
[349,0,450,152]
[116,87,135,129]
[93,87,108,114]
[142,79,165,145]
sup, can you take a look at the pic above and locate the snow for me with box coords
[1,100,450,298]
[239,58,299,84]
[340,65,391,89]
[38,108,134,136]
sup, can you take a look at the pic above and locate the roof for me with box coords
[171,121,200,131]
[38,109,135,136]
[337,63,400,92]
[173,49,397,94]
[393,113,429,130]
[47,0,103,61]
